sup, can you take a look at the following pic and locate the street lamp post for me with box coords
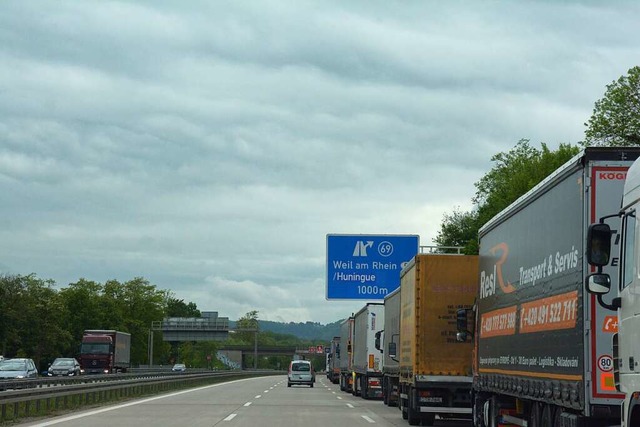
[148,328,154,367]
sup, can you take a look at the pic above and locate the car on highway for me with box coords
[47,357,82,376]
[0,358,38,379]
[287,360,315,387]
[171,363,187,372]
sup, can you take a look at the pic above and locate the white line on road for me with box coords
[361,415,375,423]
[29,377,262,426]
[244,402,252,407]
[337,396,342,400]
[347,403,354,408]
[255,395,262,398]
[264,390,269,393]
[224,414,237,421]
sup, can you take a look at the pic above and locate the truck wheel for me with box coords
[552,406,563,426]
[528,402,541,427]
[421,413,435,426]
[540,404,553,427]
[382,379,389,405]
[407,388,420,426]
[401,399,409,420]
[362,377,369,399]
[483,397,498,427]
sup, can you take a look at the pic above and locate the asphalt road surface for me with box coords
[15,375,472,427]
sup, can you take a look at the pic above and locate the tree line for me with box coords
[0,276,328,371]
[435,66,640,253]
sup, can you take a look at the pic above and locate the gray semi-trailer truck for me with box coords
[378,288,401,407]
[352,303,385,399]
[339,316,355,392]
[459,147,640,426]
[327,335,341,384]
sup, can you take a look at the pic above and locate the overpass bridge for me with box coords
[216,345,323,369]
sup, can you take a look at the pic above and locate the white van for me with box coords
[287,360,315,387]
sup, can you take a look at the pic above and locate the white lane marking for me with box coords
[347,403,354,408]
[362,415,375,423]
[244,402,252,407]
[255,395,262,398]
[332,391,336,394]
[337,396,342,400]
[264,390,269,393]
[31,377,263,426]
[224,414,237,421]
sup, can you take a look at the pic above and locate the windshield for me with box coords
[52,360,75,366]
[292,363,310,372]
[80,343,111,354]
[0,361,26,371]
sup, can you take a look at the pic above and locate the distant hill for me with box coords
[230,319,344,342]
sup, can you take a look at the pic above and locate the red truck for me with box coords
[79,330,131,374]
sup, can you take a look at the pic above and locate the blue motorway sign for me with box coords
[326,234,419,300]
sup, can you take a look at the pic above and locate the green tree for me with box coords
[119,277,168,365]
[434,208,479,254]
[474,140,579,227]
[0,275,71,367]
[584,66,640,146]
[435,140,579,254]
[0,275,23,356]
[166,297,200,317]
[59,279,106,344]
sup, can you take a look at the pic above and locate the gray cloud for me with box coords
[1,0,639,323]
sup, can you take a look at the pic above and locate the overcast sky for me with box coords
[1,1,639,324]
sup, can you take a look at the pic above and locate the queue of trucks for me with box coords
[335,253,478,425]
[332,147,640,427]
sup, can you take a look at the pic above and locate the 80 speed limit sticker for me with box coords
[598,355,614,372]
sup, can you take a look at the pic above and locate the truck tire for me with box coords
[362,377,369,399]
[483,397,498,427]
[407,388,420,426]
[401,398,409,420]
[422,413,435,426]
[528,402,541,427]
[382,378,389,405]
[540,404,553,427]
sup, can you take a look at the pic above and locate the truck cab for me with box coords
[587,156,640,427]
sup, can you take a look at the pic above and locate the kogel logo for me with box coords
[479,242,515,299]
[599,172,626,180]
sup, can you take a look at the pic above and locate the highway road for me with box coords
[15,375,472,427]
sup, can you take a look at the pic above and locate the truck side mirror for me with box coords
[456,309,468,332]
[388,342,397,359]
[586,273,612,294]
[587,223,612,267]
[456,308,474,342]
[374,330,382,352]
